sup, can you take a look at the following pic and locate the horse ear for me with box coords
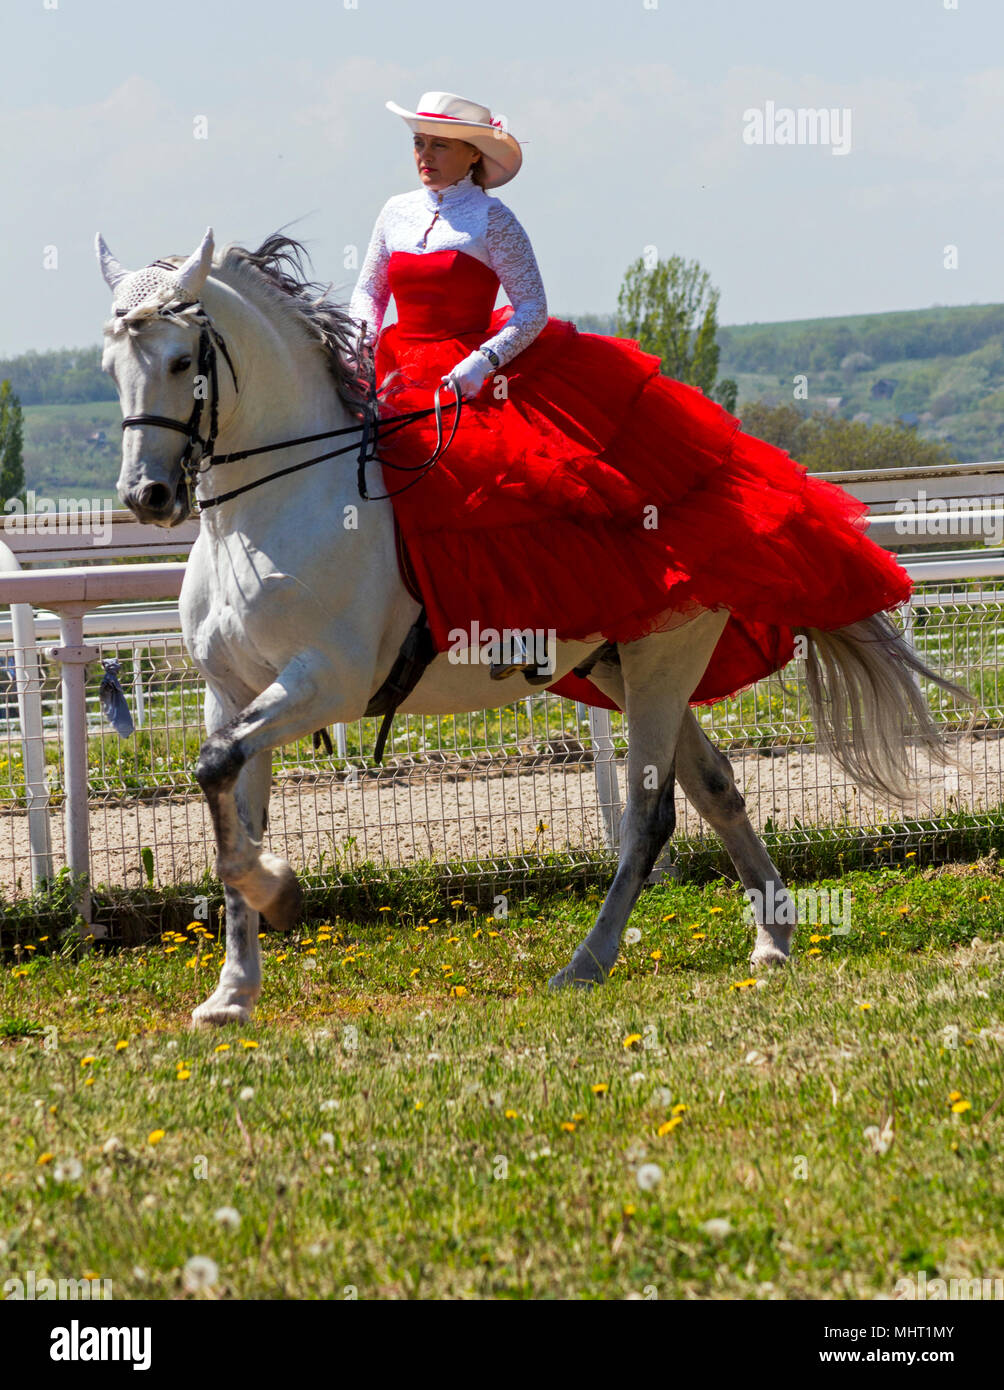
[95,233,129,290]
[175,227,215,297]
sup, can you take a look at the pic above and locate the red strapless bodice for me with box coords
[388,249,500,340]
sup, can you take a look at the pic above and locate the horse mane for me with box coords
[216,232,373,416]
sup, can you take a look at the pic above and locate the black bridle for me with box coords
[119,287,463,513]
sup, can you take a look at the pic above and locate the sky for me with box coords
[2,0,1002,354]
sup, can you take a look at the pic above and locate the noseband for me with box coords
[119,281,462,512]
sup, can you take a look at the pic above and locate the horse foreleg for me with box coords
[192,685,273,1027]
[549,611,728,989]
[194,651,369,932]
[675,709,797,968]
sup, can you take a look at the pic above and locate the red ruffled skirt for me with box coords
[373,253,911,707]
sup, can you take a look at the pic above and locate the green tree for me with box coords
[737,400,957,472]
[0,380,25,507]
[616,254,737,411]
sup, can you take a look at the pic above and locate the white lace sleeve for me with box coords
[348,201,391,349]
[479,200,548,367]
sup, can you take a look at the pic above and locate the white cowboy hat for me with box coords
[385,91,523,188]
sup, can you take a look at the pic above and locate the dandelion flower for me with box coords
[182,1255,219,1293]
[700,1217,733,1240]
[624,927,642,946]
[671,1103,688,1115]
[37,1152,54,1166]
[213,1206,241,1231]
[115,1040,128,1052]
[53,1157,83,1182]
[504,1109,519,1119]
[176,1069,192,1081]
[951,1100,972,1114]
[591,1083,609,1096]
[147,1130,165,1146]
[239,1040,258,1049]
[623,1033,643,1050]
[657,1118,682,1136]
[450,985,468,998]
[214,1044,230,1053]
[81,1056,95,1068]
[239,1087,255,1102]
[561,1121,576,1133]
[636,1163,663,1191]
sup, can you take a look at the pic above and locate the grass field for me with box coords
[1,862,1003,1300]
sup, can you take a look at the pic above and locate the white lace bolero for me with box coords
[348,170,548,368]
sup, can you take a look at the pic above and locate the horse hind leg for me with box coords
[549,612,727,990]
[675,709,797,968]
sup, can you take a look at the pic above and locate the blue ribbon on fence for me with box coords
[99,658,134,738]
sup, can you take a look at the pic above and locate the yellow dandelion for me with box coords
[692,932,706,942]
[623,1033,643,1049]
[948,1090,963,1102]
[446,936,460,944]
[709,907,724,915]
[115,1040,128,1051]
[591,1083,609,1096]
[378,906,392,912]
[951,1100,972,1115]
[671,1103,688,1115]
[214,1043,230,1053]
[164,946,179,955]
[657,1117,683,1136]
[504,1109,519,1119]
[416,924,429,933]
[859,1003,872,1011]
[806,948,822,957]
[409,968,420,978]
[413,1100,424,1111]
[623,1204,637,1218]
[147,1129,165,1145]
[37,1152,54,1165]
[84,1077,94,1086]
[897,906,909,916]
[450,899,463,907]
[275,953,287,963]
[473,928,483,939]
[979,894,991,903]
[450,985,468,998]
[81,1056,95,1067]
[650,948,663,961]
[176,1068,191,1081]
[561,1121,576,1133]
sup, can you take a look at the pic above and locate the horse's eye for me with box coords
[170,355,192,375]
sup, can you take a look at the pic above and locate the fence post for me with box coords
[46,603,99,924]
[589,706,622,849]
[0,541,53,887]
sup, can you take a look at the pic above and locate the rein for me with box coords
[119,292,463,512]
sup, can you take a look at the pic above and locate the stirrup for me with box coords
[489,660,553,685]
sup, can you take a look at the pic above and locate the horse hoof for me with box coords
[191,996,253,1028]
[749,944,790,970]
[548,959,606,991]
[237,852,302,932]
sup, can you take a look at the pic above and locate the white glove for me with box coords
[441,350,495,401]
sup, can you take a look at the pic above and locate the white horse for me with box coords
[98,227,969,1027]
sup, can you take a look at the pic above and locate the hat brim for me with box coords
[385,100,522,188]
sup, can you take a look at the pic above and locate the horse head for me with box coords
[97,227,221,526]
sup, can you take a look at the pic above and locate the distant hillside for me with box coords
[5,302,1004,496]
[570,302,1004,463]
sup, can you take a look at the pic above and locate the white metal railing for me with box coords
[0,456,1001,914]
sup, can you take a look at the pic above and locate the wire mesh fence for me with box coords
[0,578,1000,909]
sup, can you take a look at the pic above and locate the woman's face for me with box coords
[413,133,479,190]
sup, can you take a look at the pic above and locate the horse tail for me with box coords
[796,612,977,801]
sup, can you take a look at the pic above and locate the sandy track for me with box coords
[1,735,1000,896]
